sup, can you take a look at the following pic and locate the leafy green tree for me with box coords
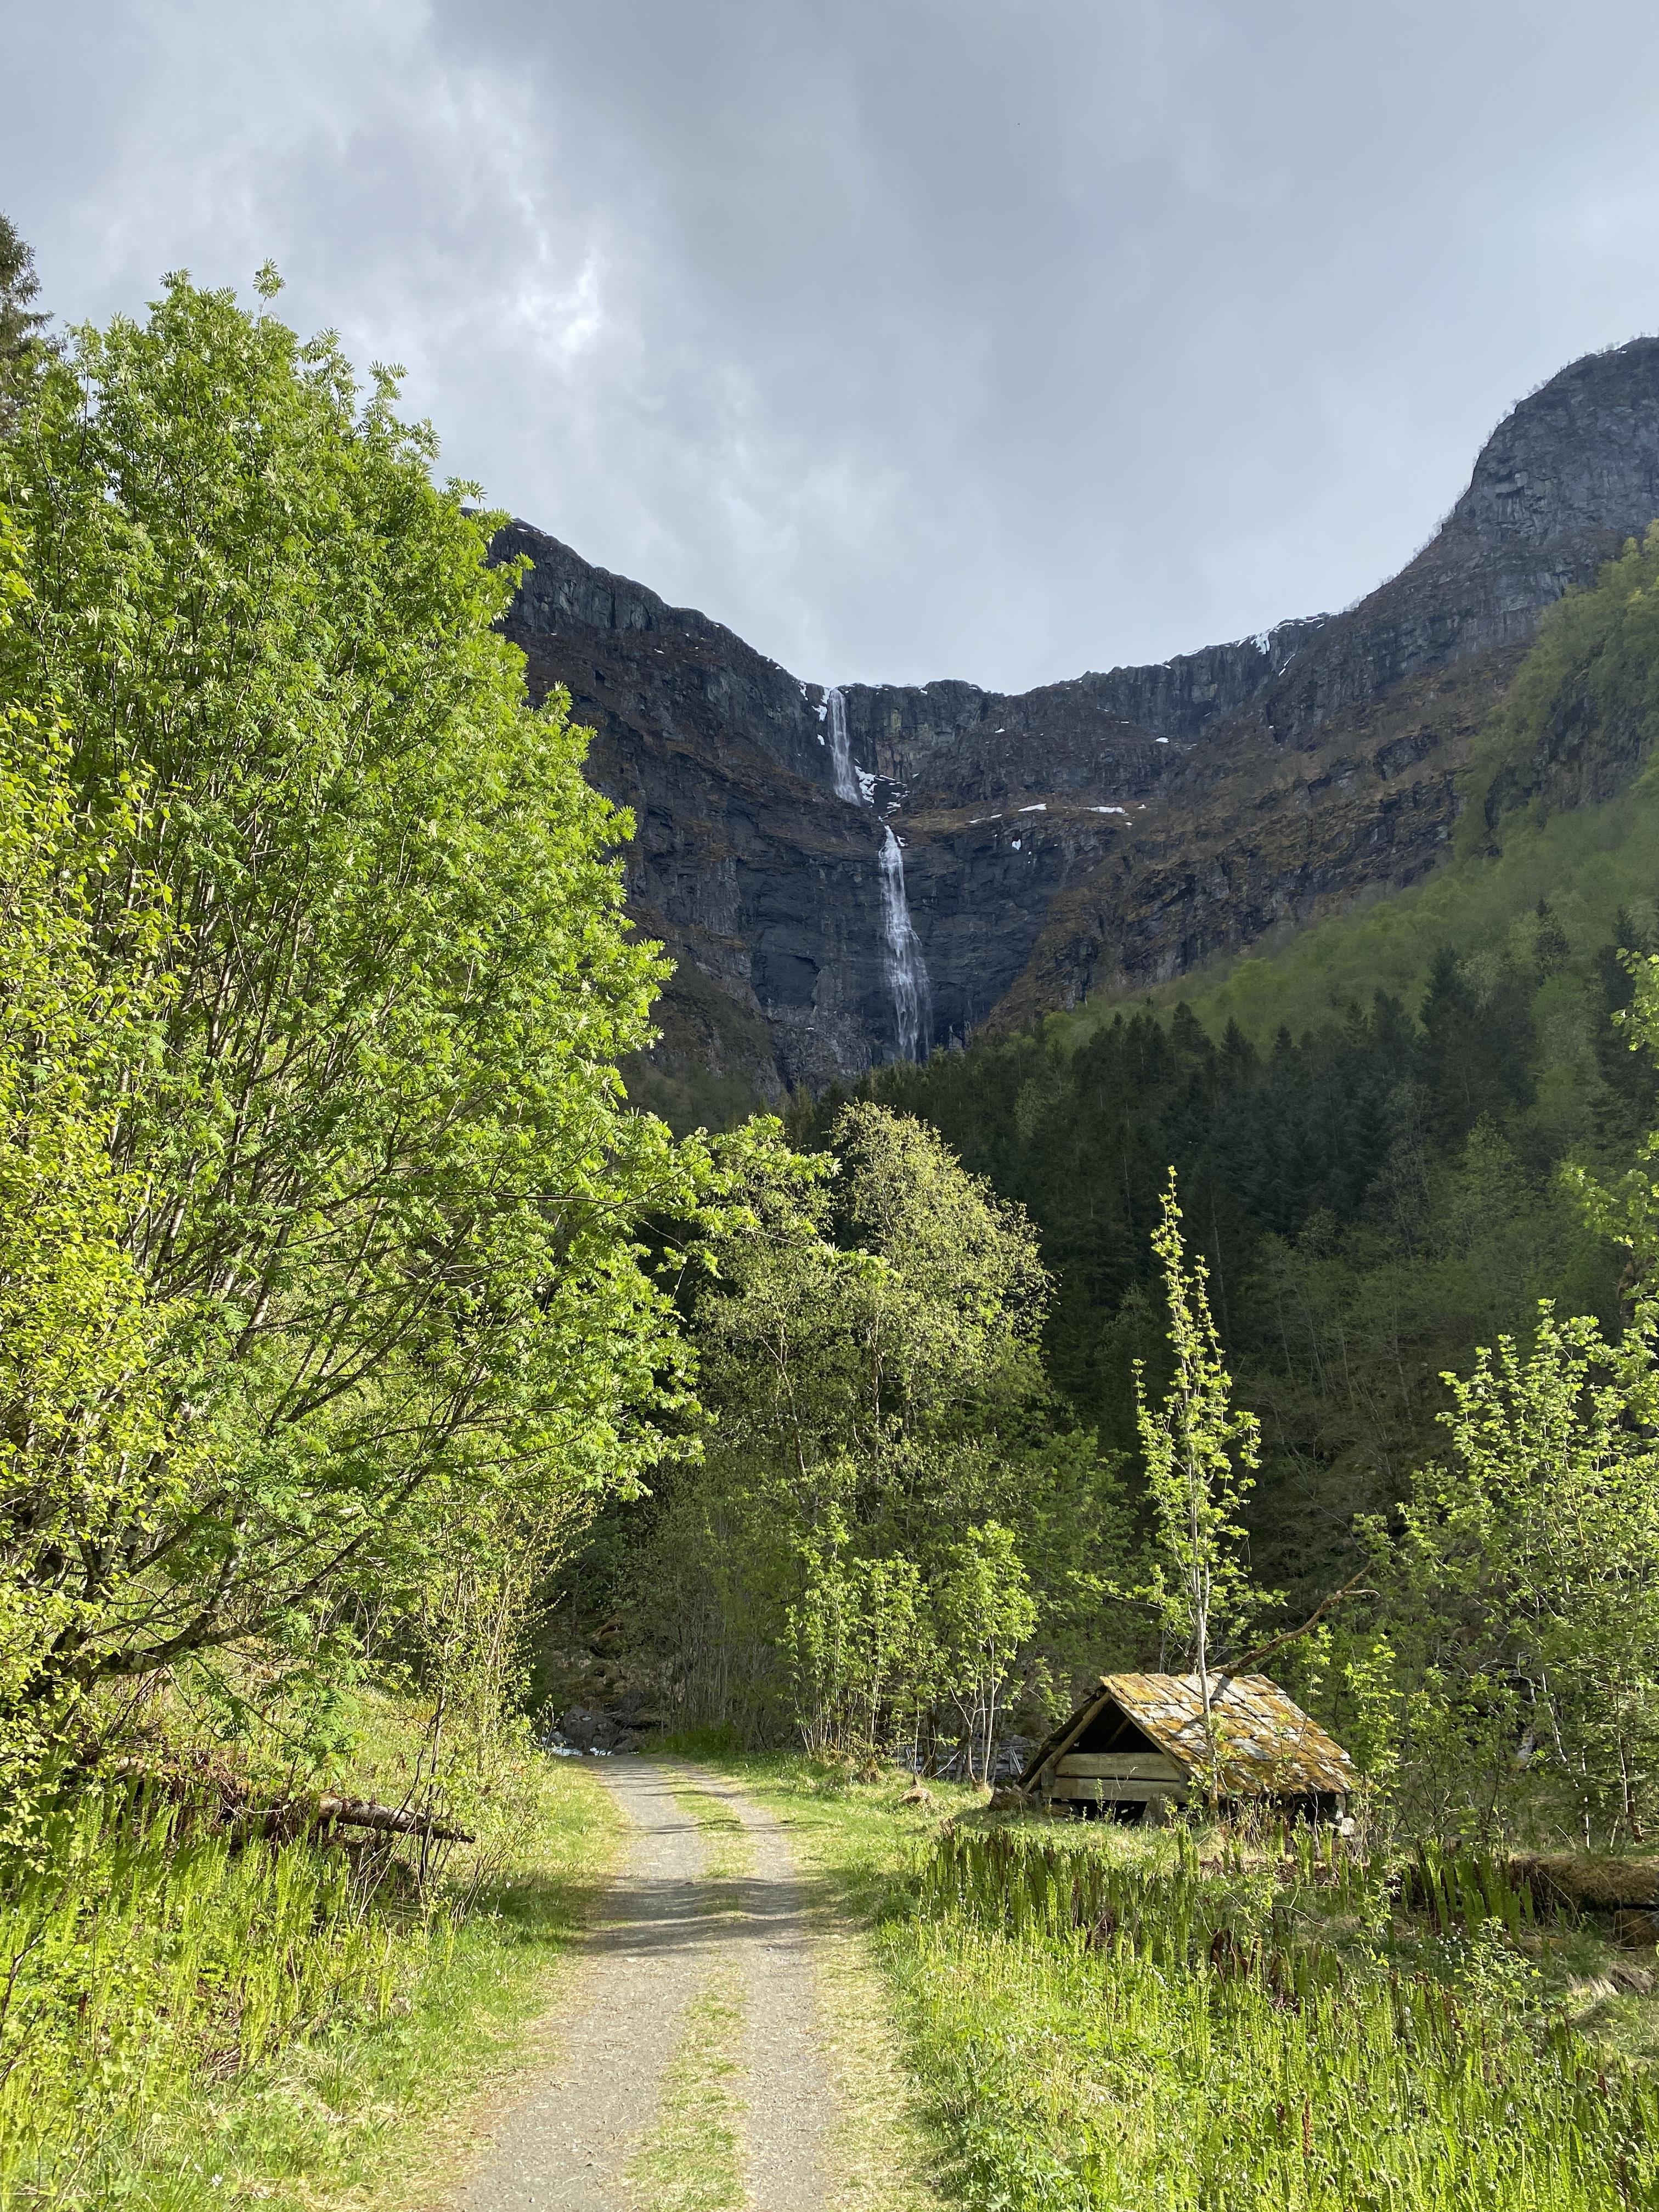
[932,1522,1037,1785]
[1531,900,1570,981]
[633,1104,1118,1746]
[797,928,1630,1619]
[1591,917,1659,1138]
[0,519,177,1800]
[1135,1170,1263,1726]
[1574,944,1659,1286]
[788,1515,932,1760]
[0,270,714,1695]
[787,1512,1036,1777]
[690,1102,1048,1526]
[1376,1306,1659,1844]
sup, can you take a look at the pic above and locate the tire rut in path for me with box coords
[459,1759,829,2212]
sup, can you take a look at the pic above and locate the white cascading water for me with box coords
[825,683,861,803]
[825,684,933,1062]
[878,825,932,1063]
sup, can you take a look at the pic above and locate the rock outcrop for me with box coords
[500,338,1659,1112]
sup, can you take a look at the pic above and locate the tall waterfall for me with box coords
[878,824,932,1063]
[825,684,861,803]
[825,684,932,1062]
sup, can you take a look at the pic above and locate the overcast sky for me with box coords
[6,1,1659,692]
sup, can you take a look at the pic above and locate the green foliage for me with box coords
[1315,953,1659,1842]
[1,1797,404,2145]
[1463,523,1659,856]
[0,216,47,427]
[604,1104,1123,1752]
[740,1767,1658,2212]
[1573,939,1659,1285]
[0,520,178,1810]
[1023,527,1659,1067]
[1133,1171,1263,1702]
[929,1522,1038,1784]
[1378,1305,1659,1843]
[810,944,1626,1610]
[790,1522,932,1760]
[901,1821,1651,2211]
[0,1718,619,2209]
[0,270,717,1697]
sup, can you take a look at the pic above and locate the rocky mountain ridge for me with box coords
[501,337,1659,1114]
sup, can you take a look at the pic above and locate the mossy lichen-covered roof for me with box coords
[1021,1672,1355,1796]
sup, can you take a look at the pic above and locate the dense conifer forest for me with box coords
[789,922,1638,1593]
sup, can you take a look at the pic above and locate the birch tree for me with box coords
[1135,1170,1263,1733]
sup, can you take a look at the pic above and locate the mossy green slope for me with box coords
[1059,766,1659,1049]
[1062,528,1659,1050]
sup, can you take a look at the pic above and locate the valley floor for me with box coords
[452,1757,945,2212]
[24,1754,1659,2212]
[564,1761,1659,2212]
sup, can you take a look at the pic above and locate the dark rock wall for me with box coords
[498,338,1659,1108]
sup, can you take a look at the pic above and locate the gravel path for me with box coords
[691,1770,828,2209]
[459,1758,830,2212]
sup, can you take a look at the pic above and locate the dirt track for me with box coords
[459,1759,830,2212]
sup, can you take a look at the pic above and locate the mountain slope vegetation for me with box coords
[791,529,1659,1604]
[1068,524,1659,1053]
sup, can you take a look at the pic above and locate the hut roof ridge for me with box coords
[1019,1669,1354,1796]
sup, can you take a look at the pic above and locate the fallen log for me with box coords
[1509,1852,1659,1914]
[91,1759,476,1847]
[311,1794,475,1846]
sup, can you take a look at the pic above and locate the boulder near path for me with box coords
[459,1760,832,2212]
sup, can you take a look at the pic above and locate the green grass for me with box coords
[623,1968,747,2212]
[616,1776,754,2210]
[0,1728,622,2212]
[1059,758,1659,1049]
[701,1760,1659,2212]
[908,1823,1656,2210]
[664,1777,753,1889]
[52,1738,1654,2212]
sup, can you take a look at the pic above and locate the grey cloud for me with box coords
[5,0,1659,689]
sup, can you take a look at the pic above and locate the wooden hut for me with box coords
[1019,1672,1355,1821]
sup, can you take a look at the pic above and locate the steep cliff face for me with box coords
[500,338,1659,1108]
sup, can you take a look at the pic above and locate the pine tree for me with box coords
[0,216,48,425]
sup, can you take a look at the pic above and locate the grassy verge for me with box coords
[623,1968,747,2212]
[698,1760,1659,2212]
[904,1824,1659,2210]
[0,1717,624,2212]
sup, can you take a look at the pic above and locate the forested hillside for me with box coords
[554,523,1659,1858]
[793,920,1636,1594]
[776,529,1659,1606]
